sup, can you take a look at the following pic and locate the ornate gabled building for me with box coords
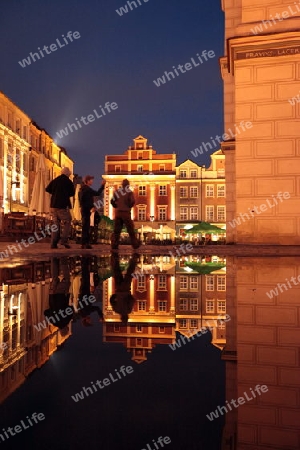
[103,135,177,241]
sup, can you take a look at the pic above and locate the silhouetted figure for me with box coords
[77,256,103,326]
[44,257,73,336]
[110,253,138,323]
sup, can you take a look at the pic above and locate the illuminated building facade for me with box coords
[220,1,300,244]
[176,151,226,237]
[103,135,176,241]
[0,91,73,214]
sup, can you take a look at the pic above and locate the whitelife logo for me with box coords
[250,2,300,35]
[0,412,45,443]
[18,31,81,68]
[116,0,150,16]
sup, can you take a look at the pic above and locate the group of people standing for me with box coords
[45,168,139,251]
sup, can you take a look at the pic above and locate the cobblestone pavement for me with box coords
[0,241,300,263]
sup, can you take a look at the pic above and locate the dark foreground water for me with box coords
[0,254,299,450]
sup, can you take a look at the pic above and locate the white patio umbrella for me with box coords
[72,184,81,221]
[29,154,50,216]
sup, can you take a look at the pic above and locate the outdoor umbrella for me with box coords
[185,221,225,234]
[184,262,226,274]
[29,154,50,216]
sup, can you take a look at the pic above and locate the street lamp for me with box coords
[10,175,21,212]
[150,215,154,240]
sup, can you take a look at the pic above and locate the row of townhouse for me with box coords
[103,135,226,240]
[0,91,74,214]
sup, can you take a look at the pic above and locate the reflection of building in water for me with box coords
[175,255,227,349]
[103,255,176,363]
[0,261,72,403]
[222,257,300,450]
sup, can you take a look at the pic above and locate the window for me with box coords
[217,185,225,197]
[179,319,187,329]
[206,206,214,222]
[30,157,35,172]
[138,301,146,311]
[137,165,143,172]
[0,138,3,159]
[180,276,188,290]
[206,276,214,291]
[158,275,167,290]
[218,322,225,330]
[190,299,198,311]
[158,301,167,312]
[190,319,198,328]
[159,326,165,333]
[190,277,198,290]
[159,185,167,196]
[16,149,20,170]
[114,325,120,332]
[137,275,146,290]
[206,300,215,313]
[158,207,167,221]
[23,126,27,140]
[217,206,226,222]
[136,338,142,346]
[190,207,198,221]
[180,187,188,198]
[179,298,188,311]
[180,207,188,221]
[217,300,226,313]
[206,185,214,197]
[136,326,143,332]
[138,207,146,221]
[190,187,198,198]
[138,186,146,196]
[180,170,187,178]
[159,164,165,171]
[138,152,143,159]
[190,170,197,178]
[115,165,121,172]
[217,276,226,291]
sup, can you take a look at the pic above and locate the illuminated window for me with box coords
[179,187,187,198]
[190,319,198,328]
[217,300,226,313]
[136,326,143,332]
[138,186,146,196]
[137,165,143,172]
[158,207,167,221]
[217,185,225,197]
[158,301,167,312]
[137,275,146,291]
[206,276,214,291]
[190,277,198,290]
[206,185,214,197]
[138,301,146,311]
[159,185,167,196]
[179,319,187,328]
[190,207,198,221]
[190,187,198,198]
[180,276,188,290]
[158,275,167,290]
[217,206,226,222]
[159,164,165,171]
[190,299,198,311]
[180,170,187,178]
[206,206,214,222]
[179,298,188,311]
[206,300,215,313]
[180,207,188,221]
[137,207,146,221]
[217,276,226,291]
[190,170,197,178]
[115,165,121,172]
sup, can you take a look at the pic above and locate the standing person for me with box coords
[46,167,75,249]
[110,179,140,250]
[79,175,106,249]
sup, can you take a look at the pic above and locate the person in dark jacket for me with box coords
[110,179,140,250]
[46,167,75,249]
[79,175,106,249]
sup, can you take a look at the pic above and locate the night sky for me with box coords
[0,0,224,177]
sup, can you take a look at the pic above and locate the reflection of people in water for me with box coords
[110,253,138,324]
[44,257,73,336]
[77,257,103,326]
